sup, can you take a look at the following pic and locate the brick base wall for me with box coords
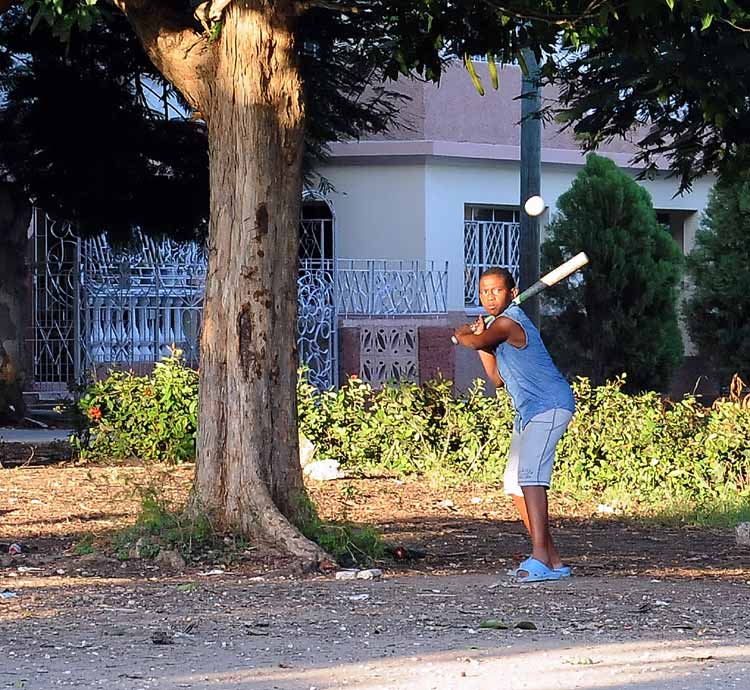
[417,326,454,384]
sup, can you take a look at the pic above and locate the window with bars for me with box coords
[464,205,520,308]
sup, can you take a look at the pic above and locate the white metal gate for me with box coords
[29,209,338,392]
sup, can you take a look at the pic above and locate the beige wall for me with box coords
[319,162,426,260]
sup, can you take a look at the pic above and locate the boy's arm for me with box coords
[477,349,504,388]
[453,316,514,351]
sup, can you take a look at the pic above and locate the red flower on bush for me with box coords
[349,374,359,381]
[88,406,102,422]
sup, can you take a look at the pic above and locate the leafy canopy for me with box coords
[14,0,750,194]
[0,4,403,239]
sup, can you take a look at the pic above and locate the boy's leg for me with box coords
[512,493,562,569]
[505,428,562,569]
[514,409,572,572]
[519,486,556,568]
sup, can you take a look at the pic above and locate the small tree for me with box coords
[541,154,683,391]
[684,176,750,384]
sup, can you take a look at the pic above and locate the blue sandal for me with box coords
[555,565,572,578]
[514,557,562,583]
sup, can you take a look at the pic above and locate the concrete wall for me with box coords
[319,162,427,260]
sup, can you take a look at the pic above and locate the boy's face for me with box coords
[479,274,517,316]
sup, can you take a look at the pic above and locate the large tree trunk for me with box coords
[120,0,328,566]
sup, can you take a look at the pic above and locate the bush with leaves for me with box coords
[298,373,515,479]
[74,349,198,463]
[75,359,750,514]
[540,154,684,392]
[684,175,750,384]
[299,372,750,512]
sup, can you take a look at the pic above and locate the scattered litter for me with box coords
[438,499,456,511]
[176,582,198,592]
[356,569,382,580]
[390,546,408,560]
[655,600,671,607]
[303,459,344,481]
[23,416,49,429]
[348,594,370,602]
[514,621,537,630]
[299,435,316,467]
[8,543,22,555]
[0,589,17,600]
[151,631,174,645]
[16,566,43,573]
[596,504,619,515]
[565,657,598,666]
[335,570,359,581]
[198,569,226,576]
[471,497,483,504]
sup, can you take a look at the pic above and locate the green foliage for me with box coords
[298,372,515,479]
[112,484,214,561]
[540,154,684,392]
[15,1,750,191]
[684,176,750,383]
[76,360,750,516]
[552,2,750,190]
[72,532,95,555]
[73,349,198,464]
[295,491,384,567]
[299,372,750,513]
[0,5,404,241]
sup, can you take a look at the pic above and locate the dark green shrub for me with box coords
[541,154,684,391]
[299,372,750,510]
[684,175,750,384]
[298,373,515,478]
[73,348,198,463]
[74,359,750,515]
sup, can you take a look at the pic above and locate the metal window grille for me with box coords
[335,259,448,316]
[464,206,520,307]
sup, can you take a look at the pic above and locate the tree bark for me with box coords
[121,0,328,566]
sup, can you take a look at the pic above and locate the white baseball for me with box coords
[524,195,546,217]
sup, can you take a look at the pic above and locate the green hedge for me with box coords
[74,355,750,510]
[74,349,198,463]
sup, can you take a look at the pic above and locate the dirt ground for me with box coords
[1,465,749,690]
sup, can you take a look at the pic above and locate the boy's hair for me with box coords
[480,267,516,290]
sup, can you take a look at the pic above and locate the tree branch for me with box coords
[480,0,627,27]
[112,0,215,113]
[0,0,19,15]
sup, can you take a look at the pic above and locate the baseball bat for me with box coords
[451,252,589,345]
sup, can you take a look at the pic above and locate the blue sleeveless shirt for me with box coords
[494,304,575,430]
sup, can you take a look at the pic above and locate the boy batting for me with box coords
[453,267,576,583]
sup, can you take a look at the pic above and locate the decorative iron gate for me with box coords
[29,209,339,392]
[29,210,80,392]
